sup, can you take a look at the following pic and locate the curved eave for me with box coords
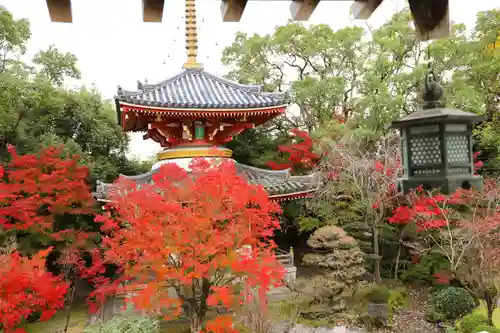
[93,188,318,204]
[268,188,317,202]
[119,101,288,114]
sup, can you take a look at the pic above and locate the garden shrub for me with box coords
[424,304,446,323]
[432,287,475,320]
[364,285,390,304]
[388,287,408,310]
[460,313,489,333]
[401,251,450,286]
[84,312,160,333]
[473,324,500,333]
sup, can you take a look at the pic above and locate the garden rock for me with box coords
[297,226,365,318]
[366,303,390,326]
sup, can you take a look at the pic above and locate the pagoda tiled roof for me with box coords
[116,69,288,110]
[94,162,317,202]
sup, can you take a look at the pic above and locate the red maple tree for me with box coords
[267,128,319,172]
[0,146,96,332]
[0,145,94,241]
[94,159,284,332]
[0,248,69,333]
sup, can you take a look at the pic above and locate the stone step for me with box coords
[266,286,297,302]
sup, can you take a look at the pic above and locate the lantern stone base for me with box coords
[398,175,483,194]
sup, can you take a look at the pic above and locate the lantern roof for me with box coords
[391,108,484,128]
[116,69,289,110]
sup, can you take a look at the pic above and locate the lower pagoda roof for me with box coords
[94,162,318,203]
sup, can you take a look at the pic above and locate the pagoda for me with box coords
[94,0,317,203]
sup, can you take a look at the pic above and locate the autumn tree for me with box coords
[0,245,69,333]
[313,121,403,283]
[266,128,319,174]
[94,159,284,333]
[0,146,96,332]
[0,145,95,250]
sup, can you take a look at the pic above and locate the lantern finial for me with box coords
[422,65,445,110]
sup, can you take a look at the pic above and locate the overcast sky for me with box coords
[1,0,497,160]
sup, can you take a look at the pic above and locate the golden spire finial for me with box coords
[182,0,203,70]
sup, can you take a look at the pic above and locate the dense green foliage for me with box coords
[401,251,451,286]
[433,287,476,321]
[364,285,391,304]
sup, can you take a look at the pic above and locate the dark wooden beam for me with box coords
[409,0,450,41]
[46,0,72,23]
[350,0,383,20]
[221,0,248,22]
[290,0,320,21]
[142,0,165,23]
[415,7,449,41]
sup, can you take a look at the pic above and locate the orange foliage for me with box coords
[95,159,284,331]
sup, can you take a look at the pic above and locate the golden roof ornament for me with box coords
[182,0,204,70]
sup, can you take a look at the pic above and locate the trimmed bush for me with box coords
[432,287,475,320]
[473,325,500,333]
[365,285,391,304]
[84,313,160,333]
[460,313,490,333]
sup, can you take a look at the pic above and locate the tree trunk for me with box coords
[190,314,204,333]
[485,291,495,327]
[63,271,76,333]
[373,225,381,284]
[394,243,401,280]
[190,279,211,333]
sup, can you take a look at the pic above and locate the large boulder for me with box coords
[296,226,365,315]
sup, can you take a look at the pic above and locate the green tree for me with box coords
[222,23,364,132]
[430,9,500,173]
[0,5,30,73]
[33,45,81,86]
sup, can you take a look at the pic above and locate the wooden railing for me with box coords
[275,247,294,268]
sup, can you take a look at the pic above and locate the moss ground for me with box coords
[25,305,88,333]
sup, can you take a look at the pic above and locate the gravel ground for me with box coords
[373,287,439,333]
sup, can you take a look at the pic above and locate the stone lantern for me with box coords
[391,71,484,194]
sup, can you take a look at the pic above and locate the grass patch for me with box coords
[25,305,89,333]
[470,302,500,327]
